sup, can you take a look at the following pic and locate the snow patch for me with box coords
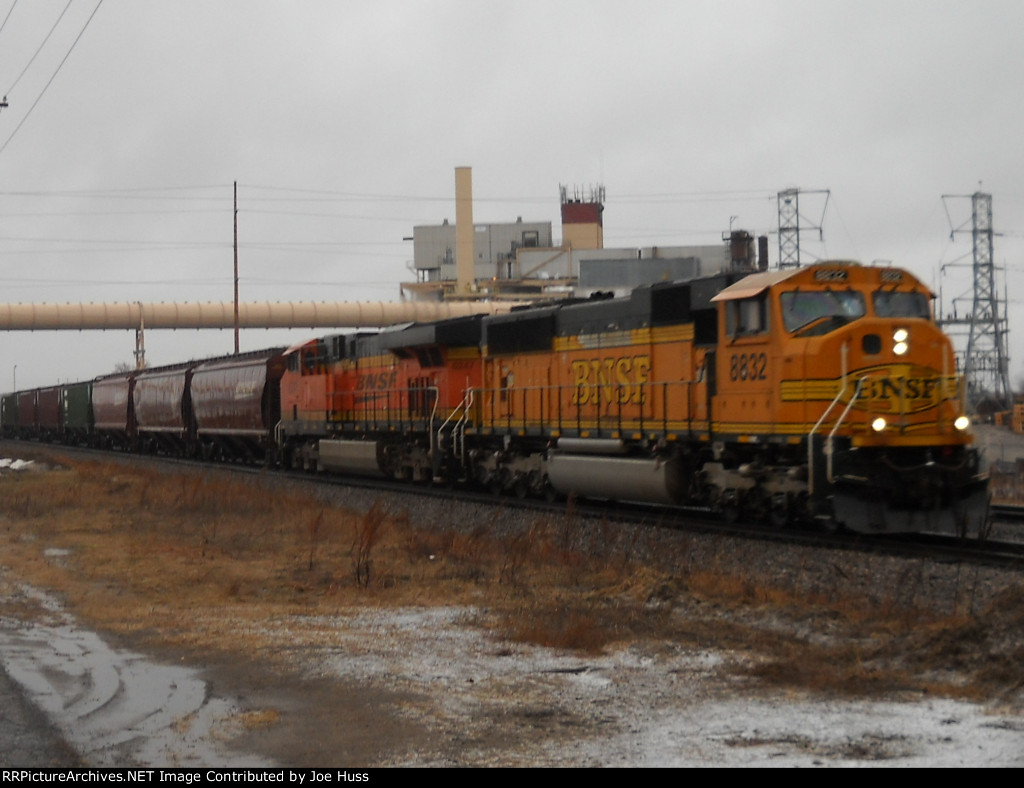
[0,458,35,471]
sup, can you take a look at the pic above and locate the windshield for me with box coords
[873,290,931,319]
[780,290,866,334]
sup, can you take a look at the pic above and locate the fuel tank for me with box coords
[546,452,686,505]
[317,439,385,477]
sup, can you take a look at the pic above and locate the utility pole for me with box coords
[939,191,1012,412]
[233,181,240,355]
[776,188,830,269]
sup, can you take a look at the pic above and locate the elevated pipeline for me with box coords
[0,300,520,330]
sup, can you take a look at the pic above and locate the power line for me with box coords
[0,0,18,38]
[0,0,105,158]
[5,0,73,97]
[0,184,228,196]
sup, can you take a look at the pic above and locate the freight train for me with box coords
[0,261,990,535]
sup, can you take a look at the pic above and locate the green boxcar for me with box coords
[60,382,93,445]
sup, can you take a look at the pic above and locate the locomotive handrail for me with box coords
[455,388,474,463]
[807,376,860,497]
[426,385,440,463]
[809,370,895,494]
[435,387,472,464]
[825,376,868,485]
[332,385,442,428]
[469,380,703,440]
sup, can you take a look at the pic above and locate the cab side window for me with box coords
[726,295,769,337]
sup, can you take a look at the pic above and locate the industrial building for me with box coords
[401,171,766,302]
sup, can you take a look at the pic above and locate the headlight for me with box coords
[872,417,887,432]
[893,328,909,356]
[954,415,970,431]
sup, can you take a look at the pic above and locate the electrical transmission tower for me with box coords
[776,188,830,268]
[940,191,1011,412]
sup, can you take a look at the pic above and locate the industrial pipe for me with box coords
[0,300,520,331]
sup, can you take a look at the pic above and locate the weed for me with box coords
[0,451,1022,704]
[352,500,387,588]
[306,508,325,571]
[504,602,613,654]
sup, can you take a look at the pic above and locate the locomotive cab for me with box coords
[711,262,988,534]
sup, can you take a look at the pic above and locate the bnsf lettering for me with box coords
[357,370,398,391]
[571,354,651,405]
[862,376,940,402]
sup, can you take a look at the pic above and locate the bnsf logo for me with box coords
[850,365,954,414]
[571,354,651,405]
[357,370,398,391]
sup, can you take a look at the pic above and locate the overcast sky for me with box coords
[1,0,1023,390]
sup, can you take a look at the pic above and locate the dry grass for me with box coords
[0,451,1022,703]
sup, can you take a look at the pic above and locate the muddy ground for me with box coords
[1,441,1024,767]
[4,579,1024,768]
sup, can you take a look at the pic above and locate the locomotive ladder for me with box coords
[433,387,473,475]
[808,368,898,495]
[808,342,857,495]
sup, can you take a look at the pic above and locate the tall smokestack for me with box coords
[455,167,474,293]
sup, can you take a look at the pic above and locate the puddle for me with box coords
[0,584,272,767]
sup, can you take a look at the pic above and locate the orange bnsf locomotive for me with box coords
[276,260,989,535]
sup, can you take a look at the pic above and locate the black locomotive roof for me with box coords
[326,271,755,361]
[354,332,387,358]
[554,274,744,336]
[482,306,559,354]
[379,314,484,352]
[556,294,646,335]
[476,272,750,353]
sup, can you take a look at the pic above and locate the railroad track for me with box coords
[4,439,1024,571]
[990,502,1024,522]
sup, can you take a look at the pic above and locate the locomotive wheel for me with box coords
[768,504,789,529]
[719,489,740,523]
[745,492,769,524]
[768,494,790,529]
